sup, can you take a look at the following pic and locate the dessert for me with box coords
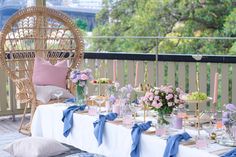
[186,92,208,101]
[91,78,113,84]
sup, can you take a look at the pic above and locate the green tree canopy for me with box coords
[75,18,87,31]
[92,0,236,54]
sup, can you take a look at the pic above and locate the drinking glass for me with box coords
[129,102,142,121]
[178,106,188,131]
[52,90,63,103]
[201,110,215,135]
[94,96,106,114]
[202,124,214,137]
[196,135,209,149]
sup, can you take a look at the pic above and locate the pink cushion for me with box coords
[32,57,68,89]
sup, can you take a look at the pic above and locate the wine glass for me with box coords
[129,101,143,121]
[52,90,63,103]
[201,110,216,141]
[94,96,106,114]
[178,105,188,131]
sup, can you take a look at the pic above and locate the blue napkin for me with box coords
[130,121,152,157]
[221,148,236,157]
[64,98,76,103]
[62,105,86,137]
[163,132,191,157]
[93,112,118,146]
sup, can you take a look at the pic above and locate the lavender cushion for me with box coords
[32,57,68,89]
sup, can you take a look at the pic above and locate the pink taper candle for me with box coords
[135,61,139,87]
[113,60,117,82]
[213,72,219,104]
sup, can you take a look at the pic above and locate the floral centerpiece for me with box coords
[222,104,236,140]
[107,83,134,115]
[107,82,120,105]
[107,83,134,104]
[142,85,185,124]
[70,68,93,104]
[119,84,133,102]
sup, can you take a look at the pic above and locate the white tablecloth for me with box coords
[31,104,222,157]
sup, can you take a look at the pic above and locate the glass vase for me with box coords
[76,84,87,105]
[158,112,171,125]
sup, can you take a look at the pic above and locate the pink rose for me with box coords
[154,96,160,101]
[152,101,158,107]
[152,102,163,109]
[149,96,154,101]
[167,88,173,93]
[144,92,154,101]
[166,94,173,100]
[145,92,153,98]
[80,74,89,80]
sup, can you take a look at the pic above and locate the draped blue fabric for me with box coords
[163,132,191,157]
[62,105,86,137]
[130,121,152,157]
[93,113,118,146]
[221,148,236,157]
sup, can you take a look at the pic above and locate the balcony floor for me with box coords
[0,115,30,134]
[0,116,28,156]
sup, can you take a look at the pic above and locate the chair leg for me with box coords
[18,102,31,136]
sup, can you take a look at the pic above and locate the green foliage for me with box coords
[91,0,236,54]
[75,18,87,31]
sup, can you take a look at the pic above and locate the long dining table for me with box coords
[31,103,231,157]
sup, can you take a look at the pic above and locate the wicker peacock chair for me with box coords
[0,7,84,135]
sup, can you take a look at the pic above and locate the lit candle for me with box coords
[113,60,117,82]
[213,73,219,104]
[135,61,139,87]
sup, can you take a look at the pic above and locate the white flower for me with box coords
[154,90,159,95]
[174,98,179,104]
[168,102,173,106]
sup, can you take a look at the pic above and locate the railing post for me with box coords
[36,0,46,6]
[155,39,159,87]
[9,78,16,121]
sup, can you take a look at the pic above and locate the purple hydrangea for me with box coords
[70,68,93,86]
[222,104,236,125]
[109,95,116,104]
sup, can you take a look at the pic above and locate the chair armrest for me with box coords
[12,78,36,103]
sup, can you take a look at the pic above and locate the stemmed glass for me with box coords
[129,100,143,121]
[178,105,188,131]
[94,96,106,114]
[52,90,63,103]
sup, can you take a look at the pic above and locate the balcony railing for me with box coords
[1,52,236,117]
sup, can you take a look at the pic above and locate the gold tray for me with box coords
[182,96,212,104]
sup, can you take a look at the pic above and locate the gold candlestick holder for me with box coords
[143,103,148,122]
[196,72,200,137]
[183,72,212,137]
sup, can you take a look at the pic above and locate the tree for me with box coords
[91,0,236,55]
[75,18,87,31]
